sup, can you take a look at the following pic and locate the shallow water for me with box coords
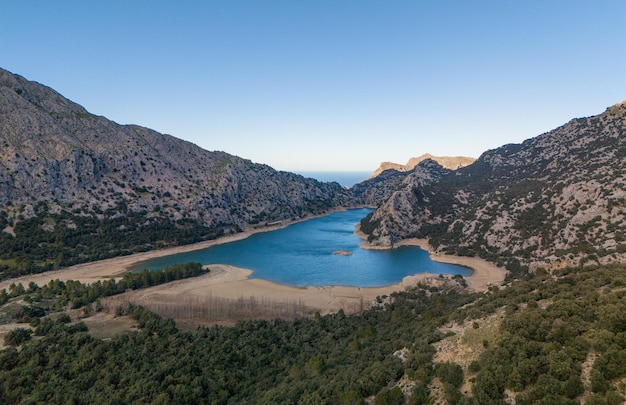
[135,208,470,287]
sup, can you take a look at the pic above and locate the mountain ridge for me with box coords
[0,68,353,277]
[360,102,626,275]
[371,153,475,178]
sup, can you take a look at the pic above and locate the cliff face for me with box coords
[353,154,475,207]
[0,68,352,274]
[361,102,626,273]
[351,159,451,207]
[371,153,475,177]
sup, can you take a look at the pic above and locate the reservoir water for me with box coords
[135,208,471,287]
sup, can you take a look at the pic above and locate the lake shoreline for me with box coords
[119,263,472,316]
[0,207,361,289]
[355,224,508,292]
[0,207,507,315]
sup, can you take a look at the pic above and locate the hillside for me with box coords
[352,159,453,207]
[2,261,625,403]
[353,155,475,207]
[360,102,626,274]
[0,68,353,278]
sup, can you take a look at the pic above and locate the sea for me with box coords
[296,171,372,187]
[134,208,470,287]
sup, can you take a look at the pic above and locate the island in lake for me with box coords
[332,250,353,256]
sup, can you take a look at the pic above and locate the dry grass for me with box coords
[82,312,137,340]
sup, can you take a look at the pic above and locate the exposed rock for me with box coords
[360,102,626,274]
[352,157,455,208]
[371,153,475,177]
[0,67,355,274]
[332,250,352,256]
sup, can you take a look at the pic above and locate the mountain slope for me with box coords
[0,68,352,277]
[360,102,626,274]
[352,159,452,207]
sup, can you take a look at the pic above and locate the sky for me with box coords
[1,1,625,173]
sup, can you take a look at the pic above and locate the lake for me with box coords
[134,208,471,287]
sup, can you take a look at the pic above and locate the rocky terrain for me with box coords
[353,154,475,207]
[361,101,626,274]
[371,153,475,177]
[352,158,453,207]
[0,68,353,276]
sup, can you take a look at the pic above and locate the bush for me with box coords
[435,362,464,388]
[4,327,32,346]
[375,386,404,405]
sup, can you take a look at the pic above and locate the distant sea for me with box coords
[296,171,372,187]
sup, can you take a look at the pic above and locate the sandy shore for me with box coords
[1,215,507,315]
[355,226,507,293]
[0,219,296,290]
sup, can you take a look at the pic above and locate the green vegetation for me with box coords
[1,263,625,403]
[0,203,226,280]
[0,263,206,325]
[359,211,381,241]
[361,109,626,279]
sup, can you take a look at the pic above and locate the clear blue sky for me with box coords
[2,1,625,172]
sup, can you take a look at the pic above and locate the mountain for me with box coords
[0,68,353,277]
[352,154,476,207]
[371,153,475,177]
[351,159,452,207]
[360,102,626,275]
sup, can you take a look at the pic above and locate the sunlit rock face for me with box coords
[0,67,353,237]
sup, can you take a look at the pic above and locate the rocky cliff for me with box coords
[371,153,475,177]
[360,102,626,274]
[0,68,352,276]
[351,159,452,207]
[353,154,475,207]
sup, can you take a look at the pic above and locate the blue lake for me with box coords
[134,208,471,287]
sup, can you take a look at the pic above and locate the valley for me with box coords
[1,68,625,403]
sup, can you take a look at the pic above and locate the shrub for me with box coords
[4,327,32,346]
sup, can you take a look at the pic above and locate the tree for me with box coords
[4,327,32,346]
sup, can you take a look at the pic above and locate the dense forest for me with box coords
[0,203,230,280]
[1,264,625,404]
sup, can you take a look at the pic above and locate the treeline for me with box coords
[1,264,626,403]
[105,294,313,323]
[0,203,228,280]
[0,262,206,322]
[0,279,476,404]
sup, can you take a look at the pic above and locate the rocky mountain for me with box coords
[371,153,475,177]
[0,68,353,277]
[353,154,475,207]
[351,159,452,207]
[360,102,626,275]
